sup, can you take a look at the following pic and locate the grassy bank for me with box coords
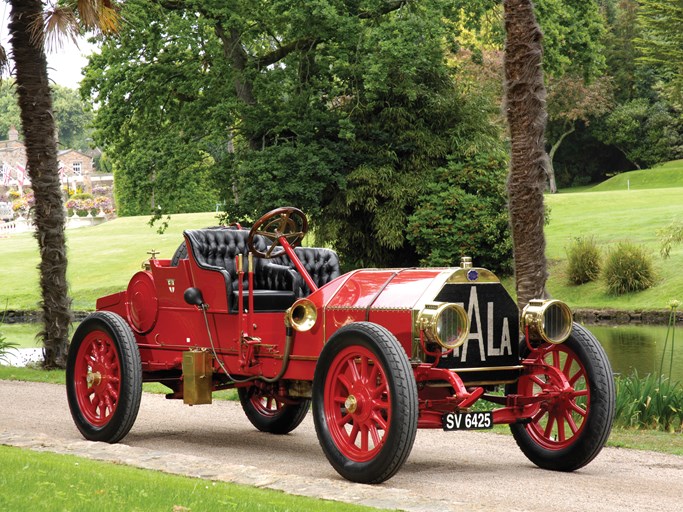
[0,212,219,310]
[0,445,384,512]
[544,162,683,310]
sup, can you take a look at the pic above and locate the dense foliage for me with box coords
[84,0,511,271]
[80,0,682,269]
[566,236,602,285]
[603,242,656,295]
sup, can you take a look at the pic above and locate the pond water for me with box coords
[586,324,683,383]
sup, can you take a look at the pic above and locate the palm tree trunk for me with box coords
[503,0,549,309]
[9,0,72,369]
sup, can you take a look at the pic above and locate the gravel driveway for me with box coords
[1,380,681,512]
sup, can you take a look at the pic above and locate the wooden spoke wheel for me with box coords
[508,323,615,471]
[66,311,142,443]
[238,386,310,435]
[313,322,418,484]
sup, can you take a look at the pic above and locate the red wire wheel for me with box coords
[509,324,615,471]
[66,312,142,443]
[313,322,417,484]
[238,386,309,435]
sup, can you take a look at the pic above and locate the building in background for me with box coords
[1,125,112,194]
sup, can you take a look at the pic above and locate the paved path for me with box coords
[1,381,682,511]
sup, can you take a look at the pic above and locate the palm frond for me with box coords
[77,0,120,34]
[0,44,7,72]
[42,7,80,51]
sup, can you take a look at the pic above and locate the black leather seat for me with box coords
[182,227,342,310]
[273,247,341,296]
[183,228,298,312]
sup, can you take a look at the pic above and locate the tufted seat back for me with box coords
[183,228,267,278]
[273,247,341,296]
[183,228,340,304]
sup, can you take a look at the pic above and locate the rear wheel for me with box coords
[509,323,615,471]
[313,322,418,484]
[238,386,310,434]
[66,311,142,443]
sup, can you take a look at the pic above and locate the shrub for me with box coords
[0,312,19,365]
[406,154,513,274]
[603,242,656,295]
[566,236,601,285]
[615,371,683,432]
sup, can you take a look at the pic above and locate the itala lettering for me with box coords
[450,286,513,362]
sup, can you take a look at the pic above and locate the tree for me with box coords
[3,0,117,368]
[596,98,682,168]
[503,0,549,308]
[84,1,512,270]
[637,0,683,107]
[545,75,613,192]
[0,81,22,137]
[1,81,94,151]
[52,85,94,151]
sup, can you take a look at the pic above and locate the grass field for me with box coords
[0,445,385,512]
[588,159,683,192]
[0,212,219,310]
[545,168,683,309]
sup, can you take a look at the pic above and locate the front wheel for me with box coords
[238,386,310,434]
[66,311,142,443]
[313,322,418,484]
[508,323,615,471]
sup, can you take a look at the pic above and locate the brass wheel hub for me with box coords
[86,371,102,388]
[344,395,358,414]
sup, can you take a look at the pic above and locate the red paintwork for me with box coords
[92,232,582,432]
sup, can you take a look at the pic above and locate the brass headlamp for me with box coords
[417,302,470,350]
[521,299,573,344]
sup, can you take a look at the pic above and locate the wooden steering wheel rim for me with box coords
[247,207,308,258]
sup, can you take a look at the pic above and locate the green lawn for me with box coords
[0,445,387,512]
[0,212,219,310]
[588,159,683,192]
[544,164,683,310]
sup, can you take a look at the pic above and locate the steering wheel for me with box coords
[248,207,308,258]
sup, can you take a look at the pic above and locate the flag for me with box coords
[15,163,26,186]
[1,162,10,185]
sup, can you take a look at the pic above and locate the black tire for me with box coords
[508,323,615,471]
[66,311,142,443]
[238,387,310,434]
[312,322,418,484]
[170,241,187,266]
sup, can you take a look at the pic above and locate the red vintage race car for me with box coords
[66,207,615,484]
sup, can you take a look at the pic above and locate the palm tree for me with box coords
[503,0,550,309]
[4,0,117,368]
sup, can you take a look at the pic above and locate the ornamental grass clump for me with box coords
[603,242,655,295]
[566,236,601,285]
[614,371,683,432]
[0,311,19,365]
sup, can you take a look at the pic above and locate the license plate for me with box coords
[442,411,493,431]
